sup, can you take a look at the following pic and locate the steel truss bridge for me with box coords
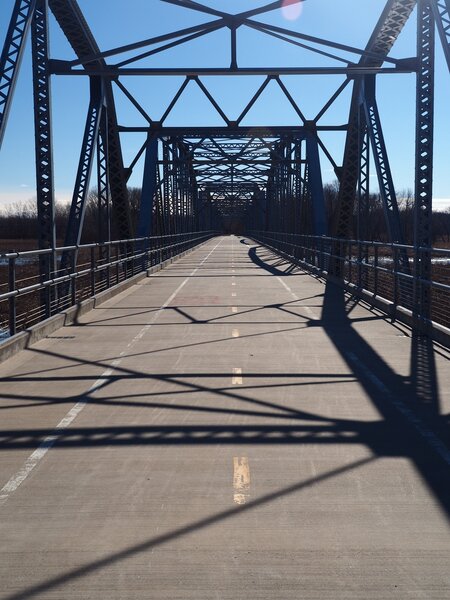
[0,0,449,336]
[0,3,450,597]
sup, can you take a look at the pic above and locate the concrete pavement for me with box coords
[0,235,449,599]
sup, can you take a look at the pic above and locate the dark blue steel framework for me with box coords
[0,0,449,336]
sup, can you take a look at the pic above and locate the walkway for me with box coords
[0,236,449,599]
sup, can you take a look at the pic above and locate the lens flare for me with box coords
[281,0,303,21]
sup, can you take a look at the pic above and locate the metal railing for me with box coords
[249,231,450,331]
[0,231,216,339]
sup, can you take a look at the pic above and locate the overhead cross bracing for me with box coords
[0,0,450,334]
[0,4,449,596]
[0,0,423,243]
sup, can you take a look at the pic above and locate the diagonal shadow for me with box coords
[410,331,440,416]
[1,237,449,600]
[320,279,450,515]
[6,324,312,378]
[1,345,355,421]
[0,376,357,414]
[248,246,298,276]
[2,457,375,600]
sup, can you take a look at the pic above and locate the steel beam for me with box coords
[305,130,327,236]
[118,126,346,136]
[361,75,404,244]
[48,0,132,239]
[137,135,158,238]
[50,65,416,77]
[414,0,435,325]
[431,0,450,69]
[63,79,103,254]
[31,0,56,317]
[0,0,36,149]
[97,111,110,245]
[357,127,370,242]
[334,0,417,244]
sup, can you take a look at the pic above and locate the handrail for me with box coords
[0,231,217,338]
[248,231,450,333]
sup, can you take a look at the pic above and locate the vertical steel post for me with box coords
[305,128,327,236]
[361,75,405,245]
[97,110,111,286]
[357,124,370,242]
[97,108,110,247]
[63,78,104,250]
[414,0,435,327]
[137,135,158,238]
[31,0,56,318]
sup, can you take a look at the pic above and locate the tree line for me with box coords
[0,188,142,245]
[323,183,450,245]
[0,184,449,246]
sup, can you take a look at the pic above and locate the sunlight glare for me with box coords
[281,0,303,21]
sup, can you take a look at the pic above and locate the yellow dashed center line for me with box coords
[232,367,243,384]
[233,457,250,505]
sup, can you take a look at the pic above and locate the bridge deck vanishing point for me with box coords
[0,236,449,599]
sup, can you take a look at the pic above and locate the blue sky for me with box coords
[1,0,450,210]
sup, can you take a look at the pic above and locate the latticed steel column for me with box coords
[137,135,158,238]
[48,0,133,241]
[432,0,450,69]
[362,75,404,245]
[357,124,370,242]
[305,129,326,236]
[97,110,110,246]
[64,78,104,249]
[333,80,364,243]
[32,0,56,318]
[0,0,36,149]
[162,140,171,235]
[414,0,435,326]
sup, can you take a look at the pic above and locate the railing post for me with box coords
[131,240,136,277]
[393,246,399,311]
[71,250,77,305]
[116,243,120,284]
[106,243,111,289]
[8,257,16,337]
[358,240,362,288]
[374,245,379,296]
[90,246,96,296]
[348,241,353,283]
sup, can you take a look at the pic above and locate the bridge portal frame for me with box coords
[0,0,448,332]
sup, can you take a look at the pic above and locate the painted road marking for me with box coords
[232,329,240,338]
[231,306,238,313]
[0,239,224,507]
[232,367,243,384]
[232,282,236,286]
[347,352,450,466]
[276,275,317,319]
[233,457,250,505]
[231,292,236,297]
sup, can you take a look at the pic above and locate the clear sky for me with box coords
[1,0,450,211]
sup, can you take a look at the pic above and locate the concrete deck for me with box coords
[0,235,449,599]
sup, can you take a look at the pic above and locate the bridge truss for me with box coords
[0,0,449,337]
